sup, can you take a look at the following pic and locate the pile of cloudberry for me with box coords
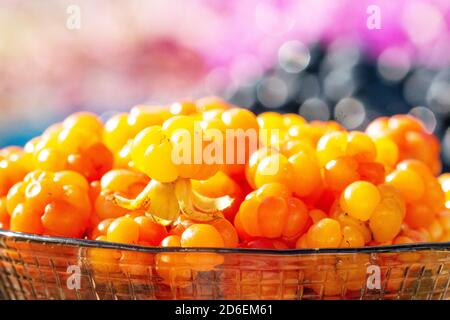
[1,96,450,255]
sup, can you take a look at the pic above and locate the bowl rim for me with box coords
[1,229,450,255]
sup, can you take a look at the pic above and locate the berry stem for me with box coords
[111,178,233,224]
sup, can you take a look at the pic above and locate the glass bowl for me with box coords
[0,229,449,300]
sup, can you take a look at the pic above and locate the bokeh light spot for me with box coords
[402,2,443,45]
[299,98,329,121]
[278,40,310,74]
[334,97,365,129]
[409,106,437,133]
[377,47,411,82]
[324,68,355,101]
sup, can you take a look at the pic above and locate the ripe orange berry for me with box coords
[254,153,293,188]
[58,127,98,155]
[237,189,309,240]
[283,113,306,127]
[181,224,225,248]
[324,156,359,192]
[161,235,182,247]
[367,115,441,175]
[346,131,376,163]
[209,218,239,248]
[53,171,89,191]
[389,114,424,135]
[134,216,168,246]
[6,182,26,214]
[386,168,425,203]
[144,141,178,183]
[222,108,259,133]
[288,152,322,197]
[317,131,348,166]
[41,201,87,238]
[254,182,292,200]
[245,147,278,188]
[257,112,285,130]
[377,183,406,219]
[129,105,170,130]
[281,139,315,158]
[357,162,385,185]
[233,208,253,241]
[34,148,66,171]
[283,197,310,238]
[63,112,103,137]
[374,137,398,169]
[103,113,134,153]
[10,203,44,234]
[0,150,29,196]
[405,204,435,229]
[235,196,261,237]
[340,225,365,248]
[258,196,289,239]
[90,218,114,240]
[369,200,403,242]
[306,218,342,248]
[340,181,381,221]
[170,100,197,115]
[80,143,114,182]
[220,108,259,177]
[6,170,91,237]
[107,217,140,244]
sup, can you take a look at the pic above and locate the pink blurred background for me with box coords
[1,0,450,147]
